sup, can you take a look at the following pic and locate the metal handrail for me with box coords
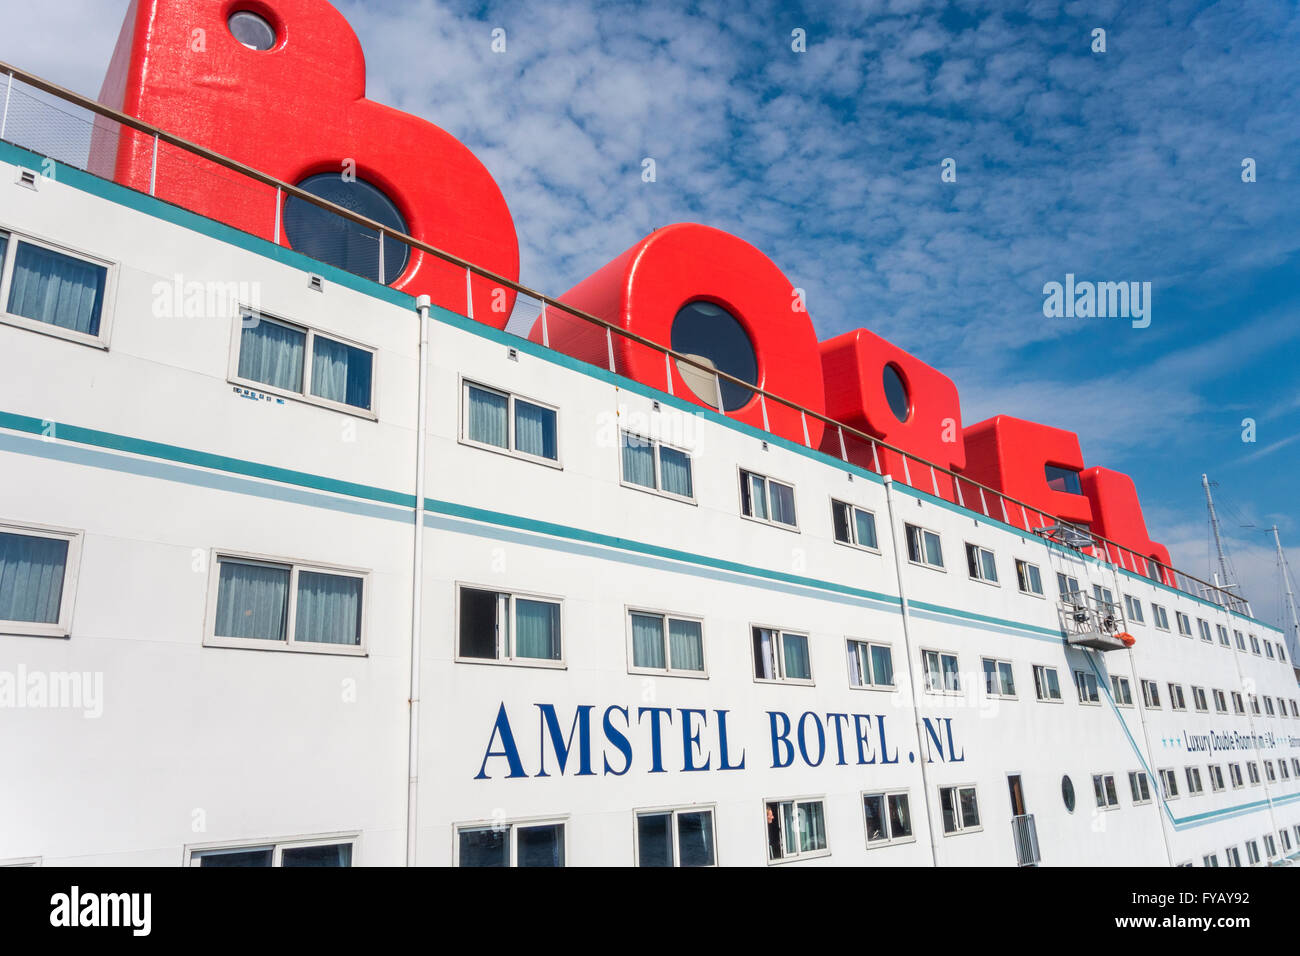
[0,60,1256,616]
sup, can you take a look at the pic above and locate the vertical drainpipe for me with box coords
[881,476,940,867]
[406,294,431,866]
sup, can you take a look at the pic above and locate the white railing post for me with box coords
[378,229,385,285]
[760,394,770,431]
[870,440,881,473]
[999,497,1009,524]
[149,132,159,196]
[273,186,282,244]
[1020,504,1029,528]
[1,71,12,141]
[929,465,939,497]
[605,326,616,372]
[954,479,965,508]
[662,350,673,394]
[837,426,848,462]
[978,487,989,516]
[465,268,474,320]
[801,410,810,447]
[901,456,912,486]
[540,302,550,348]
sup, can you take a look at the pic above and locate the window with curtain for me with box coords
[457,586,561,664]
[753,626,812,683]
[939,785,980,834]
[906,524,943,568]
[741,470,796,527]
[3,237,108,338]
[621,431,655,488]
[211,556,365,652]
[236,312,375,411]
[863,791,912,846]
[832,500,878,550]
[923,649,960,693]
[766,799,828,861]
[629,610,704,674]
[621,431,694,500]
[463,381,558,462]
[0,529,71,628]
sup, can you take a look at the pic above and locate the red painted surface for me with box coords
[818,328,965,497]
[527,223,826,446]
[961,415,1093,526]
[90,0,518,323]
[1080,467,1172,584]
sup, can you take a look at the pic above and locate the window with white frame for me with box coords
[1123,595,1144,624]
[1213,689,1228,714]
[965,543,998,584]
[1202,853,1219,867]
[1093,773,1119,809]
[1015,559,1044,596]
[1278,643,1286,662]
[1216,624,1230,646]
[905,524,944,569]
[1245,840,1260,865]
[458,586,562,664]
[0,229,112,346]
[620,430,694,500]
[982,657,1015,698]
[1264,760,1276,783]
[189,836,355,866]
[1264,834,1277,859]
[1295,824,1300,845]
[1247,762,1260,785]
[457,820,565,867]
[765,797,828,862]
[235,310,376,413]
[740,470,797,528]
[1033,664,1062,702]
[1294,759,1300,776]
[1249,634,1260,655]
[635,807,716,867]
[1141,679,1161,709]
[752,626,811,683]
[1265,641,1275,659]
[0,521,81,638]
[938,785,981,835]
[1168,683,1186,711]
[862,790,914,847]
[1093,584,1115,607]
[1129,771,1152,804]
[1057,572,1081,601]
[847,639,894,689]
[462,381,558,463]
[1231,691,1245,714]
[1281,829,1293,853]
[831,500,878,551]
[208,554,365,653]
[1264,696,1275,716]
[1159,768,1179,799]
[1249,694,1260,715]
[1208,765,1225,792]
[1196,618,1212,643]
[923,649,961,694]
[1075,669,1099,704]
[1151,603,1169,630]
[1229,764,1243,789]
[628,610,704,676]
[1175,611,1192,637]
[1280,761,1291,781]
[1233,629,1246,651]
[1111,675,1133,707]
[1192,686,1208,712]
[1185,767,1204,796]
[1225,845,1242,867]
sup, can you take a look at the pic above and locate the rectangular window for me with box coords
[635,807,716,867]
[1197,619,1212,643]
[740,470,797,528]
[1213,689,1228,714]
[1159,768,1179,800]
[938,785,981,835]
[0,230,112,346]
[1278,643,1287,663]
[462,381,558,462]
[1216,624,1230,647]
[1015,559,1044,596]
[1265,642,1275,659]
[1093,774,1119,809]
[965,543,998,584]
[1129,771,1152,804]
[1282,830,1293,852]
[1185,767,1204,796]
[1075,669,1099,704]
[188,836,355,867]
[1225,846,1241,867]
[235,312,376,412]
[1033,664,1062,702]
[1056,572,1081,601]
[1151,604,1169,630]
[1168,683,1186,711]
[831,500,879,551]
[1247,762,1260,785]
[765,797,828,862]
[1234,629,1246,651]
[1208,765,1225,792]
[905,524,944,569]
[1294,759,1300,776]
[1111,675,1133,707]
[628,610,705,676]
[1249,635,1260,655]
[457,821,565,867]
[0,522,81,638]
[1141,680,1161,709]
[1231,692,1244,715]
[1229,764,1243,789]
[458,586,562,664]
[1191,686,1208,712]
[1246,840,1260,865]
[620,431,694,500]
[1264,696,1275,716]
[862,790,914,848]
[1124,595,1145,624]
[752,626,812,684]
[923,649,961,694]
[982,657,1016,698]
[1264,834,1276,859]
[209,554,365,653]
[1175,612,1192,637]
[1202,854,1219,867]
[1264,761,1276,783]
[847,639,894,689]
[1280,761,1290,780]
[1093,584,1115,607]
[1249,695,1260,715]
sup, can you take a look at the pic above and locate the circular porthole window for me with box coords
[883,363,910,422]
[282,174,410,284]
[228,11,277,51]
[1061,775,1075,813]
[670,301,758,412]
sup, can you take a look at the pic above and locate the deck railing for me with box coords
[0,62,1254,617]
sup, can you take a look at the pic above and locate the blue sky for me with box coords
[3,0,1298,633]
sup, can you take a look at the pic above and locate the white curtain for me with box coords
[515,401,556,459]
[668,618,704,671]
[239,318,305,392]
[294,571,362,645]
[0,532,68,623]
[746,473,768,520]
[311,336,372,409]
[630,612,665,668]
[659,446,693,497]
[8,241,107,335]
[621,432,655,487]
[753,628,777,679]
[214,561,290,641]
[798,801,826,852]
[467,386,508,448]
